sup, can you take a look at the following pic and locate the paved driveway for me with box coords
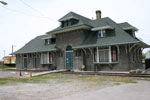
[55,81,150,100]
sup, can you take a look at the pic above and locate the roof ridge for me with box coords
[59,11,91,22]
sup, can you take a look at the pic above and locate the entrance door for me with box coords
[24,58,27,68]
[66,46,73,69]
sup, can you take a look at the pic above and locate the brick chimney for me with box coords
[96,10,101,19]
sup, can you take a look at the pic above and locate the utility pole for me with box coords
[12,45,16,57]
[0,1,7,5]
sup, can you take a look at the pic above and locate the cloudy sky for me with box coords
[0,0,150,60]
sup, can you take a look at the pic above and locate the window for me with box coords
[125,30,135,37]
[61,21,69,27]
[51,38,56,44]
[41,52,53,64]
[98,30,106,38]
[70,19,78,25]
[41,52,49,64]
[99,49,109,62]
[45,39,51,45]
[45,38,56,45]
[75,50,81,57]
[61,19,79,28]
[111,46,118,62]
[93,46,118,63]
[93,47,109,63]
[49,53,53,64]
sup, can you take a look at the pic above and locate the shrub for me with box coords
[136,69,142,74]
[129,70,136,74]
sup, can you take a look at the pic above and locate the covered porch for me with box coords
[73,42,149,71]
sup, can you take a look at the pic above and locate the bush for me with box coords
[136,69,142,74]
[129,70,136,74]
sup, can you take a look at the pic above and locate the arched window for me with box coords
[66,45,72,51]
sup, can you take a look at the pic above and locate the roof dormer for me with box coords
[42,35,56,45]
[61,18,79,28]
[118,22,138,37]
[58,11,80,28]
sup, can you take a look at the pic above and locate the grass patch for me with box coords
[0,75,52,85]
[0,77,29,85]
[0,73,137,85]
[46,73,137,84]
[0,65,15,69]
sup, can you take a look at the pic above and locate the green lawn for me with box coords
[0,73,138,85]
[0,65,15,69]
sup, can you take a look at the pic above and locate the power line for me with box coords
[0,4,57,23]
[18,0,44,16]
[18,0,57,23]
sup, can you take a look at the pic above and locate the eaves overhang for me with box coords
[13,48,57,55]
[91,25,114,31]
[123,27,139,31]
[73,41,141,49]
[48,25,91,34]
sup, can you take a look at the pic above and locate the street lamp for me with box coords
[0,1,7,5]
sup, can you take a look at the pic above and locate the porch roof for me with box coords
[73,41,149,49]
[13,35,56,54]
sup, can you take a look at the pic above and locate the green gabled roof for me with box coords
[14,35,56,54]
[15,11,149,54]
[90,18,109,27]
[58,11,91,25]
[73,17,146,48]
[118,22,138,31]
[47,11,92,34]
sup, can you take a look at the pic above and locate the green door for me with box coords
[24,58,27,68]
[66,51,73,69]
[66,46,73,69]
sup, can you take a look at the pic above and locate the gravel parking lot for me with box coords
[0,73,150,100]
[0,71,29,78]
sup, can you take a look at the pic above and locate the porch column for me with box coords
[109,46,112,63]
[97,47,99,63]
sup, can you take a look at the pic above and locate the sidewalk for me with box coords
[24,69,67,77]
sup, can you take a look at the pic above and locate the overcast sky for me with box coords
[0,0,150,60]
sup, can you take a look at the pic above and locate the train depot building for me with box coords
[14,10,149,71]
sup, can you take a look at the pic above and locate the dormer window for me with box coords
[45,38,56,45]
[45,39,51,45]
[125,30,136,37]
[98,30,106,38]
[61,18,79,28]
[51,38,56,44]
[70,19,78,25]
